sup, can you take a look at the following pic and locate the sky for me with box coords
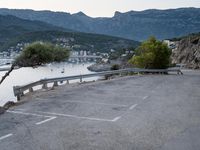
[0,0,200,17]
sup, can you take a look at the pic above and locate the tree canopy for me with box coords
[129,37,171,69]
[0,42,70,84]
[15,42,69,67]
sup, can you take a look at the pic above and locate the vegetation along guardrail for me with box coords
[13,68,183,101]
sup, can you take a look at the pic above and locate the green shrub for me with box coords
[1,42,70,84]
[111,64,120,70]
[15,42,69,67]
[129,37,171,69]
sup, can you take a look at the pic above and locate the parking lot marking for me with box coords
[143,96,149,100]
[129,104,138,110]
[112,116,121,122]
[36,117,57,125]
[0,133,13,141]
[36,111,117,122]
[112,103,138,122]
[7,110,53,118]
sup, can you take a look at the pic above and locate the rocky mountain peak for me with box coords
[73,11,87,17]
[114,11,122,17]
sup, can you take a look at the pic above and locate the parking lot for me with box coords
[1,70,200,150]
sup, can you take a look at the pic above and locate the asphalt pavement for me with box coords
[0,70,200,150]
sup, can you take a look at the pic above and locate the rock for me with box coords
[3,101,16,110]
[171,33,200,69]
[87,63,112,72]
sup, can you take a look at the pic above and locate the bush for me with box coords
[0,42,70,84]
[15,42,70,67]
[111,64,120,70]
[129,37,171,69]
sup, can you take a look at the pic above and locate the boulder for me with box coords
[87,63,112,72]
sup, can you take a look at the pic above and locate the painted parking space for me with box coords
[0,110,56,142]
[10,94,145,124]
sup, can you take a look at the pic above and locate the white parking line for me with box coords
[143,96,149,100]
[7,110,53,118]
[7,110,57,125]
[36,111,118,122]
[7,103,138,123]
[129,104,138,110]
[36,117,57,125]
[113,103,138,121]
[111,116,121,122]
[0,133,13,141]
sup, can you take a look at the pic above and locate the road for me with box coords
[0,70,200,150]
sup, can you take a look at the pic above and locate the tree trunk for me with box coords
[0,64,15,85]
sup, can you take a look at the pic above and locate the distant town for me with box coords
[0,37,136,65]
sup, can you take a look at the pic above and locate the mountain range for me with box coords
[0,8,200,41]
[0,14,66,43]
[0,14,138,52]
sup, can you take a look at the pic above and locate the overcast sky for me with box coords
[0,0,200,17]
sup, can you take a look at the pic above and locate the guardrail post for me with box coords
[29,87,33,92]
[13,86,22,101]
[66,80,69,84]
[53,81,58,87]
[42,82,48,89]
[16,95,21,101]
[80,76,82,83]
[21,92,24,96]
[16,92,24,101]
[177,70,183,75]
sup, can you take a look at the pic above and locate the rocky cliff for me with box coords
[171,33,200,69]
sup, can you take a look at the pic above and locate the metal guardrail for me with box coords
[0,66,19,72]
[13,68,183,101]
[0,67,11,72]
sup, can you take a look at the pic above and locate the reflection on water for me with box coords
[0,62,97,106]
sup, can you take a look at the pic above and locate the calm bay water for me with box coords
[0,62,97,106]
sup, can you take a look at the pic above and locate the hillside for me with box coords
[0,8,200,41]
[1,30,139,53]
[0,14,68,45]
[0,15,139,52]
[171,33,200,69]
